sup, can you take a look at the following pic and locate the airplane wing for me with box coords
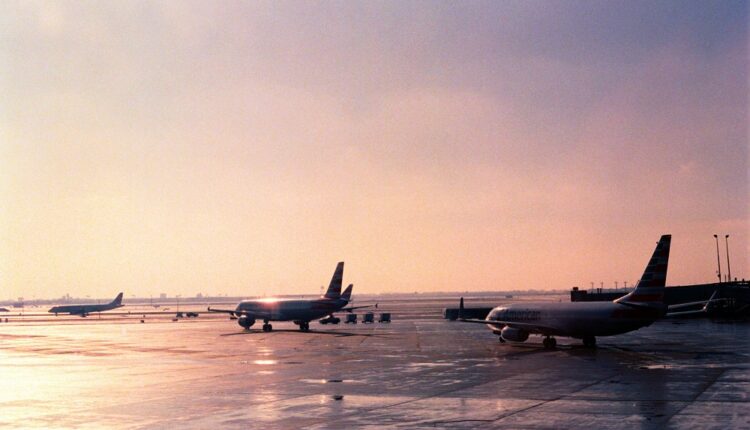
[206,307,273,320]
[665,301,729,317]
[457,318,560,335]
[206,307,236,315]
[665,291,726,317]
[339,304,378,313]
[666,309,710,317]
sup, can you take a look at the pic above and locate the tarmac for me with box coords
[0,295,748,429]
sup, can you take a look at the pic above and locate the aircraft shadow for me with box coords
[499,342,664,368]
[220,328,389,338]
[494,344,560,360]
[495,341,605,359]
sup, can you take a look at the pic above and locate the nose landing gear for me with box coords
[542,336,557,349]
[262,321,273,332]
[582,336,597,348]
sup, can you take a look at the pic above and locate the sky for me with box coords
[1,1,747,300]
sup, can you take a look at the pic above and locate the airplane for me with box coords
[208,262,374,332]
[459,235,679,348]
[664,289,730,317]
[49,292,124,317]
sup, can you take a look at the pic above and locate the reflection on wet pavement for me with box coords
[0,297,748,429]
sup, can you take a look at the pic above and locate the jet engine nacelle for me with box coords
[500,326,529,342]
[237,316,256,329]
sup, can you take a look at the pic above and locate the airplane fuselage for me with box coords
[236,298,349,322]
[48,303,123,316]
[486,301,666,338]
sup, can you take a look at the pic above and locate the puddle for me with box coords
[639,363,749,370]
[408,362,453,368]
[300,378,357,384]
[252,360,277,365]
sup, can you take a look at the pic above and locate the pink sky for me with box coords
[1,1,747,299]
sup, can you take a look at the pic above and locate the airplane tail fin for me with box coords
[615,235,671,308]
[112,292,124,306]
[323,262,344,299]
[341,284,353,301]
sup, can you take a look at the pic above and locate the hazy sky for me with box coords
[1,1,747,299]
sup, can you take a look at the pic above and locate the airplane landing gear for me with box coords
[542,337,557,349]
[299,322,310,332]
[262,322,273,332]
[582,336,596,348]
[498,336,506,343]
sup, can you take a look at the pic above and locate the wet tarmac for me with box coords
[1,296,748,429]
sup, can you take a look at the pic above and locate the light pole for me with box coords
[713,234,722,283]
[725,235,731,282]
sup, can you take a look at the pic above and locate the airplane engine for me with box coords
[237,316,255,329]
[500,327,529,342]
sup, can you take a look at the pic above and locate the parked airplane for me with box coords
[664,289,728,317]
[49,293,124,317]
[459,235,676,348]
[208,262,373,332]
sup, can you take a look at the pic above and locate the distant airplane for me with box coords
[49,292,124,317]
[459,235,686,348]
[208,262,373,332]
